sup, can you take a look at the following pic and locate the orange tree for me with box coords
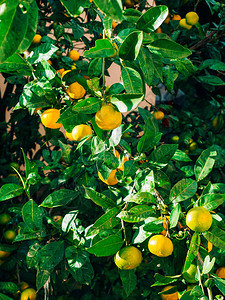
[0,0,225,299]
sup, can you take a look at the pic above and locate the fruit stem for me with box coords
[121,220,128,246]
[197,264,205,296]
[102,30,106,92]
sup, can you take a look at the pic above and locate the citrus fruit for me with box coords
[160,286,179,300]
[20,282,29,291]
[98,169,118,185]
[112,20,117,29]
[189,141,198,151]
[41,109,62,129]
[185,12,199,25]
[66,82,86,100]
[216,267,225,278]
[47,60,52,65]
[0,213,11,225]
[153,111,165,120]
[34,107,42,114]
[155,27,163,33]
[159,216,170,236]
[164,14,170,24]
[65,131,75,141]
[112,149,129,171]
[95,103,122,130]
[208,241,213,252]
[53,215,63,225]
[32,34,42,44]
[148,235,173,257]
[172,15,181,21]
[72,124,92,141]
[125,0,134,8]
[61,70,71,82]
[114,246,142,270]
[20,288,37,300]
[171,135,179,144]
[182,263,198,283]
[186,207,212,232]
[68,50,80,61]
[57,68,65,76]
[212,115,224,129]
[179,19,192,30]
[0,250,10,259]
[4,229,17,242]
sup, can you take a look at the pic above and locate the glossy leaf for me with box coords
[117,205,155,223]
[72,97,102,114]
[36,269,51,291]
[148,39,192,59]
[152,273,180,286]
[84,187,117,208]
[84,39,115,58]
[203,224,225,250]
[148,144,178,168]
[111,93,144,113]
[172,149,192,162]
[137,5,168,33]
[195,194,225,210]
[38,241,65,270]
[0,184,24,201]
[121,66,143,94]
[93,0,123,22]
[22,200,43,230]
[119,269,137,297]
[26,241,41,269]
[194,148,217,182]
[0,282,19,294]
[124,192,157,205]
[87,234,124,257]
[170,204,182,228]
[202,255,215,275]
[58,141,71,164]
[119,31,143,61]
[0,53,32,76]
[138,47,155,85]
[40,189,78,208]
[183,233,200,273]
[169,178,198,203]
[59,0,89,17]
[27,43,58,65]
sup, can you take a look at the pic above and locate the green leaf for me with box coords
[119,269,137,297]
[87,207,121,236]
[26,241,41,269]
[197,75,225,86]
[93,0,123,22]
[58,107,91,132]
[195,194,225,211]
[124,192,157,205]
[172,58,196,76]
[119,31,143,61]
[148,144,178,168]
[135,169,155,193]
[40,189,79,208]
[202,255,215,275]
[148,39,192,59]
[59,0,88,17]
[183,232,200,273]
[36,269,51,291]
[170,204,182,229]
[152,273,180,286]
[58,141,71,164]
[203,224,225,250]
[17,0,38,53]
[0,53,32,76]
[87,234,124,257]
[163,66,179,93]
[194,148,217,182]
[66,246,94,284]
[84,39,115,58]
[138,47,154,86]
[22,200,43,230]
[72,97,102,114]
[137,5,168,32]
[117,205,155,223]
[88,58,103,77]
[111,93,144,112]
[0,282,18,294]
[213,276,225,295]
[0,184,24,201]
[169,179,198,203]
[38,241,65,270]
[84,187,117,208]
[121,67,143,94]
[27,43,58,65]
[172,149,192,162]
[123,160,139,177]
[0,2,27,63]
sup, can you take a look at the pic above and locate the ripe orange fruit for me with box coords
[47,60,52,65]
[20,281,29,291]
[164,14,170,24]
[148,235,173,257]
[61,70,71,83]
[20,288,37,300]
[53,215,63,225]
[182,263,198,283]
[153,111,164,120]
[155,27,163,33]
[0,250,10,259]
[172,15,181,21]
[186,207,212,232]
[71,124,92,141]
[189,141,198,151]
[32,34,42,44]
[95,103,122,130]
[3,229,17,242]
[65,131,75,141]
[160,286,179,300]
[208,241,213,252]
[179,19,192,30]
[114,246,142,269]
[68,50,80,61]
[98,169,118,185]
[112,20,118,29]
[66,82,86,100]
[56,68,65,76]
[125,0,134,8]
[0,213,11,225]
[185,12,199,25]
[41,109,62,129]
[216,267,225,279]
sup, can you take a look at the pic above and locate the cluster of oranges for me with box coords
[113,206,217,299]
[179,11,199,30]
